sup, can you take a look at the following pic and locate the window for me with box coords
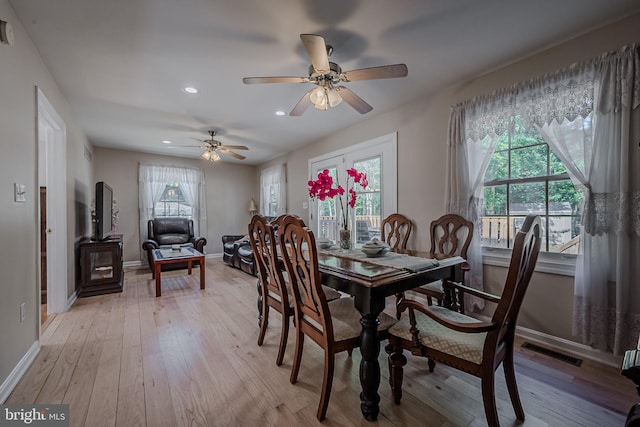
[481,117,583,253]
[154,183,193,218]
[260,165,286,217]
[353,156,382,242]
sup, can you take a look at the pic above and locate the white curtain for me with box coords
[566,44,640,355]
[138,163,207,261]
[452,42,640,354]
[260,164,286,216]
[448,56,597,311]
[445,106,496,310]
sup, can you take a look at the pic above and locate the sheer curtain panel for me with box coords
[569,44,640,355]
[260,164,286,217]
[449,42,640,355]
[138,163,207,261]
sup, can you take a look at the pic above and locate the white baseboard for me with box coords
[66,291,77,311]
[0,341,40,403]
[473,314,622,368]
[515,325,623,368]
[123,260,142,268]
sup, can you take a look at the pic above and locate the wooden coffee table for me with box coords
[151,247,205,297]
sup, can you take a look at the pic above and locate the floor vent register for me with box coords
[521,342,583,367]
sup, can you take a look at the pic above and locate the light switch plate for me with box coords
[14,183,26,202]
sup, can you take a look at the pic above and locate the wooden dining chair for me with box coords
[249,214,293,366]
[386,214,541,427]
[380,213,413,250]
[413,213,474,312]
[250,214,342,366]
[278,215,397,421]
[270,214,342,303]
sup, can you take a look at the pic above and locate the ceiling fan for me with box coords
[243,34,408,116]
[184,130,248,162]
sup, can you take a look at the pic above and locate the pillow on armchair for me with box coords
[142,217,207,276]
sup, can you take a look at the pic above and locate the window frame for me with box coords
[480,125,581,276]
[154,182,193,218]
[307,132,397,242]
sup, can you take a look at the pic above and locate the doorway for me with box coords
[37,88,68,327]
[308,132,398,241]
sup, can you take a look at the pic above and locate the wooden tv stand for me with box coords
[78,234,123,297]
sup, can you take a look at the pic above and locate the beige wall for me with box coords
[260,13,640,345]
[94,147,258,262]
[0,0,92,393]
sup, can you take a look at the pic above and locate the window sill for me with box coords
[482,247,576,276]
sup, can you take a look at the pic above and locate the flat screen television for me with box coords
[95,181,114,240]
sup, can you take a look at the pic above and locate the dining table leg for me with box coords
[354,294,385,421]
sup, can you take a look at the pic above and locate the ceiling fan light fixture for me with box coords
[327,88,342,107]
[209,150,221,162]
[200,150,211,160]
[309,86,327,109]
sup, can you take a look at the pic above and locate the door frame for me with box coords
[308,132,398,237]
[37,88,68,318]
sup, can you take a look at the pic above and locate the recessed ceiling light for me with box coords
[275,110,285,116]
[162,140,172,144]
[182,86,198,94]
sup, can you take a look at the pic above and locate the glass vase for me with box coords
[339,229,352,251]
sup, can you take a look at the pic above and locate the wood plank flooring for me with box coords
[7,259,637,426]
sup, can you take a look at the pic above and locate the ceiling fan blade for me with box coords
[167,145,203,149]
[220,145,248,150]
[290,90,313,116]
[219,147,246,160]
[335,86,373,114]
[243,76,310,84]
[300,34,330,74]
[340,64,408,82]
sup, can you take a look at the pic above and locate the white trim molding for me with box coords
[515,324,623,368]
[483,247,577,276]
[474,313,622,368]
[0,341,40,403]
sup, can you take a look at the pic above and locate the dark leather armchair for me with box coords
[142,217,207,276]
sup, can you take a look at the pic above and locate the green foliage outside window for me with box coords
[482,117,584,252]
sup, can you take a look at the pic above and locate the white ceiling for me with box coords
[9,0,640,165]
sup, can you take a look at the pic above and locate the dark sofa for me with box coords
[222,216,276,276]
[222,234,255,276]
[142,217,207,276]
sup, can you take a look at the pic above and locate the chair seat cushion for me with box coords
[389,305,486,364]
[156,234,190,245]
[328,298,398,342]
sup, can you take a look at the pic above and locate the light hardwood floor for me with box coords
[7,259,636,426]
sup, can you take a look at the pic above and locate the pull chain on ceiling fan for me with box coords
[243,34,408,116]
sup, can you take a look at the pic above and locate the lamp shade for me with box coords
[248,198,258,213]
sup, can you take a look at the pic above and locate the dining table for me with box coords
[315,247,465,421]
